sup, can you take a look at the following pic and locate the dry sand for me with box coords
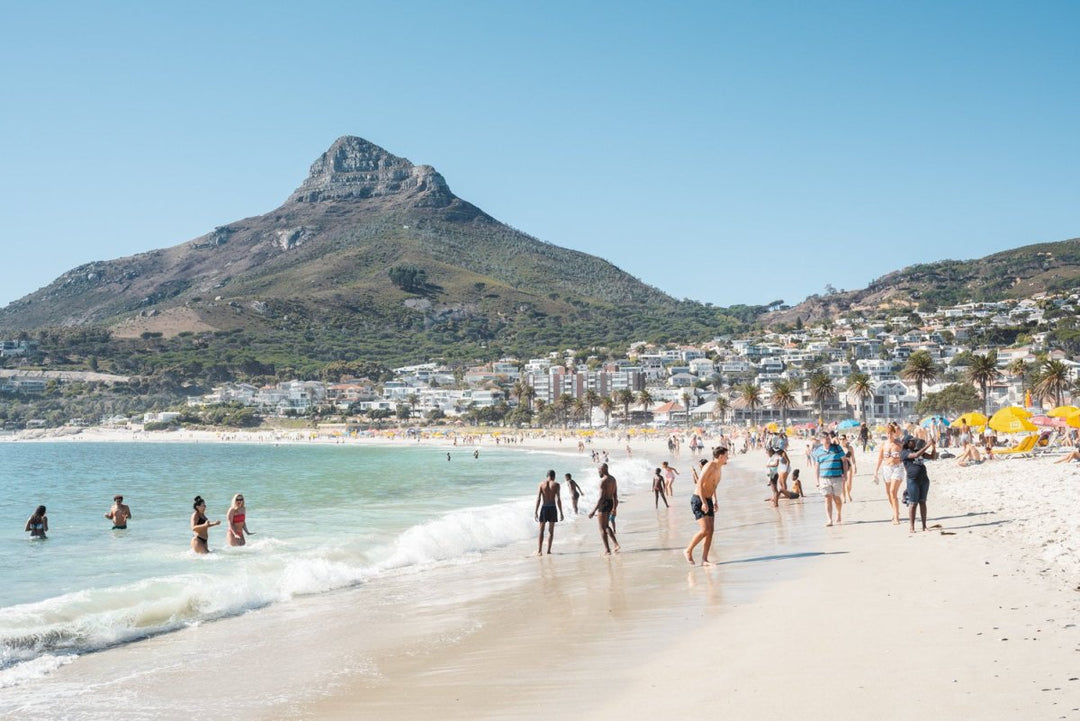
[6,427,1079,719]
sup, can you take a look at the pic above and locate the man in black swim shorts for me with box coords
[685,447,727,566]
[534,470,564,555]
[588,463,620,555]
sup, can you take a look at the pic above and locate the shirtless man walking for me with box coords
[587,463,620,555]
[685,446,728,566]
[534,470,564,555]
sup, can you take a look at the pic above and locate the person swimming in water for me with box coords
[25,505,48,539]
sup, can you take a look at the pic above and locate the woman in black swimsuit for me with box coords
[190,496,221,554]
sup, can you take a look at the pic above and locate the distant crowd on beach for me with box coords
[529,417,1080,564]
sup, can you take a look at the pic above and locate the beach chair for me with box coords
[991,434,1038,459]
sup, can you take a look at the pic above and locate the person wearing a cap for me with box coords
[813,433,848,526]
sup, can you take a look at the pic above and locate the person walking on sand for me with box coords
[840,434,857,503]
[684,446,728,566]
[661,461,679,498]
[190,496,221,554]
[814,433,848,526]
[25,505,48,539]
[226,493,253,546]
[104,495,132,529]
[901,436,935,533]
[564,473,583,514]
[652,467,669,508]
[873,422,905,524]
[534,470,564,555]
[588,463,620,555]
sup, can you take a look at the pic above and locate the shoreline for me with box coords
[2,431,1078,719]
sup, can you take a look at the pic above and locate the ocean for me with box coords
[0,441,667,705]
[0,439,821,719]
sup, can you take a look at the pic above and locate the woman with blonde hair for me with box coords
[226,494,253,546]
[873,423,905,525]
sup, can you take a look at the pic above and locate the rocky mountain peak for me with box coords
[286,136,454,207]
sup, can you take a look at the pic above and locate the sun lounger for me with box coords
[991,434,1038,458]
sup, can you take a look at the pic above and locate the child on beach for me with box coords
[652,468,669,508]
[565,473,583,514]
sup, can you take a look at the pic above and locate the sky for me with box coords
[2,1,1078,310]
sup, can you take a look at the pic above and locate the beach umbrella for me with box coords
[988,407,1038,433]
[1047,405,1080,418]
[997,405,1033,419]
[953,412,987,428]
[1031,415,1067,428]
[837,419,860,429]
[765,422,779,432]
[920,415,950,427]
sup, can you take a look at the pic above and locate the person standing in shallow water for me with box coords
[534,470,564,555]
[105,495,132,529]
[226,493,253,546]
[588,463,620,555]
[25,505,48,539]
[564,473,583,514]
[190,496,221,554]
[685,447,728,566]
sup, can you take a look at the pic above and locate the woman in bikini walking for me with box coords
[873,423,905,525]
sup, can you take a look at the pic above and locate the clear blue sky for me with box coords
[2,1,1078,310]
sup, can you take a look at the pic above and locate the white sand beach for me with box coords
[3,427,1078,720]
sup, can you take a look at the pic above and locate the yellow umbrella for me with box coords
[988,407,1037,433]
[765,422,779,432]
[997,405,1033,419]
[953,412,988,428]
[1047,405,1080,418]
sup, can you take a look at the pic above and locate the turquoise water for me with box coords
[0,441,629,683]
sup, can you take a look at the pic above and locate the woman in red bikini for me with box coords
[226,493,253,546]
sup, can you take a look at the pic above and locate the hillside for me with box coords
[0,137,750,366]
[764,238,1080,327]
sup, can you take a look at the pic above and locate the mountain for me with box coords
[764,238,1080,327]
[0,137,742,365]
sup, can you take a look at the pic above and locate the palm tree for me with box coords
[846,372,875,423]
[809,372,836,423]
[712,395,730,424]
[1032,359,1070,408]
[519,383,536,411]
[571,398,587,427]
[1006,358,1030,400]
[599,396,615,428]
[966,351,1002,416]
[901,350,938,404]
[584,389,601,428]
[735,382,763,426]
[769,379,799,427]
[616,389,636,425]
[638,389,654,420]
[553,394,574,428]
[681,390,693,429]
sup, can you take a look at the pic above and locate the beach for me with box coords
[1,429,1078,719]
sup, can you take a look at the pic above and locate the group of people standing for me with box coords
[534,446,733,567]
[23,494,253,552]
